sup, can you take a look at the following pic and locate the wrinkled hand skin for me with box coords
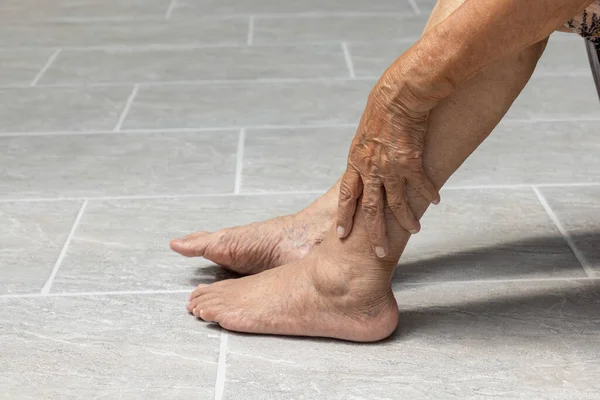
[336,72,441,259]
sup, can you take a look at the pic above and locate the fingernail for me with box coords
[432,199,440,205]
[336,226,345,237]
[409,229,419,234]
[375,246,387,258]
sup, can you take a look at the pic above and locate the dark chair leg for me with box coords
[585,40,600,101]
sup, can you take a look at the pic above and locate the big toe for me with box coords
[170,232,212,257]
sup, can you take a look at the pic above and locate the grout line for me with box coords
[40,200,88,295]
[441,183,533,191]
[165,0,177,19]
[0,38,420,53]
[113,84,139,132]
[0,11,416,25]
[534,182,600,188]
[341,42,356,78]
[502,116,600,123]
[29,48,62,87]
[0,123,357,138]
[443,182,600,191]
[5,277,599,300]
[3,118,600,138]
[399,276,600,287]
[3,182,600,204]
[0,127,238,137]
[234,129,246,194]
[247,16,255,46]
[2,289,192,299]
[214,330,229,400]
[3,72,595,90]
[407,0,421,15]
[0,190,328,204]
[48,76,377,88]
[532,186,596,278]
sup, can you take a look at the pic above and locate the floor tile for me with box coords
[224,280,600,399]
[0,18,248,48]
[124,80,373,129]
[39,45,348,84]
[0,294,219,399]
[50,194,320,292]
[0,87,131,132]
[0,0,170,22]
[347,41,413,77]
[414,0,437,12]
[537,186,600,276]
[535,34,593,76]
[0,131,237,199]
[447,121,600,186]
[253,15,427,44]
[0,50,55,85]
[395,188,585,283]
[0,201,82,295]
[504,75,599,120]
[172,0,414,16]
[242,126,353,192]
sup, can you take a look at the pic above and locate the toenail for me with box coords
[409,229,419,234]
[375,246,387,258]
[336,226,345,237]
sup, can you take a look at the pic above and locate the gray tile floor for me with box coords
[1,1,599,399]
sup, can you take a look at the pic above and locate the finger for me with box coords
[384,179,421,234]
[361,183,389,258]
[336,166,363,239]
[409,170,440,205]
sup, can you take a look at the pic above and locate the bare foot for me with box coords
[170,184,339,275]
[186,227,399,342]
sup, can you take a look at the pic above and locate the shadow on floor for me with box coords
[394,232,600,282]
[189,265,240,286]
[395,279,600,339]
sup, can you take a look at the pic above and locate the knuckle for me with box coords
[370,234,384,243]
[389,201,405,213]
[337,207,350,221]
[362,202,380,216]
[338,184,356,202]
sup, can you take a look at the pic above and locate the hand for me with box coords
[336,81,440,258]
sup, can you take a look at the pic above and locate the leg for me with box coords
[187,3,550,341]
[166,0,456,275]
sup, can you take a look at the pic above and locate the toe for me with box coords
[187,297,201,313]
[170,232,212,257]
[192,297,224,322]
[189,284,209,302]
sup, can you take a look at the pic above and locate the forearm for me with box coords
[380,0,592,107]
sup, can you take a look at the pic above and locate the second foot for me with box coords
[171,185,338,275]
[186,246,399,342]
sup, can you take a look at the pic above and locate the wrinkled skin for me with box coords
[336,77,440,258]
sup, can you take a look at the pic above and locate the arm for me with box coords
[386,0,592,107]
